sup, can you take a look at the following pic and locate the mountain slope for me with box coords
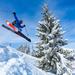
[0,45,54,75]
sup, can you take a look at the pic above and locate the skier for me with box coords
[12,12,25,31]
[2,12,31,42]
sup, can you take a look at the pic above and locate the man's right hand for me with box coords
[13,12,16,15]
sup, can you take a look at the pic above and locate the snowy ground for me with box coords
[72,61,75,75]
[0,45,74,75]
[0,45,54,75]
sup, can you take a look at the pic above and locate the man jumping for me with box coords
[12,12,25,31]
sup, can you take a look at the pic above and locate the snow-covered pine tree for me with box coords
[59,48,75,61]
[17,44,30,54]
[35,4,72,75]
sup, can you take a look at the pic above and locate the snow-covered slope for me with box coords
[72,61,75,75]
[0,45,54,75]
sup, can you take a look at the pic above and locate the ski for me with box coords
[6,20,18,32]
[2,24,31,42]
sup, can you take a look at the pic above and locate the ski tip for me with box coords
[2,24,4,26]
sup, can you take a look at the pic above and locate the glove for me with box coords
[23,25,26,27]
[13,12,16,15]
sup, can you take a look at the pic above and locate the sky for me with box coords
[0,0,75,49]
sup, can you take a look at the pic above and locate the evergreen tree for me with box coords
[35,4,72,75]
[17,43,30,54]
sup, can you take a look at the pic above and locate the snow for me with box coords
[38,31,47,35]
[38,21,49,30]
[72,61,75,75]
[57,53,72,75]
[0,45,54,75]
[0,45,74,75]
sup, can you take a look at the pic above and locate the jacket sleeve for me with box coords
[13,14,19,24]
